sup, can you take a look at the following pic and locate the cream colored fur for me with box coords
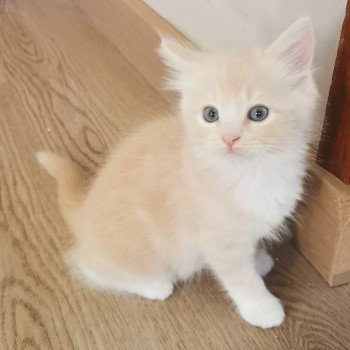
[37,18,318,328]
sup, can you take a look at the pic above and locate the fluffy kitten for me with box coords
[37,17,318,328]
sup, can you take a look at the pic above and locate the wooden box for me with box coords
[296,164,350,286]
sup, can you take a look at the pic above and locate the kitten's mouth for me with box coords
[225,147,241,156]
[225,145,251,159]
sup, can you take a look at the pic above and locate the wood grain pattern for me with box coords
[0,0,349,349]
[74,0,193,105]
[317,0,350,184]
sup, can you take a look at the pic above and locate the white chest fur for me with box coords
[191,149,307,238]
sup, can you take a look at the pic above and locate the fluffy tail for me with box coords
[36,151,85,220]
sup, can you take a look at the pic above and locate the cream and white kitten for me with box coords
[37,17,318,328]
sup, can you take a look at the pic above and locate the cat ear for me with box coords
[157,36,197,91]
[266,17,315,82]
[157,36,196,74]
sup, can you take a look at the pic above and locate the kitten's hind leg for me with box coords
[129,278,174,300]
[66,249,174,300]
[255,247,274,277]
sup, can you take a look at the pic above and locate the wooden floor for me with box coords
[0,1,349,349]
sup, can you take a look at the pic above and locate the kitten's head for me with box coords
[158,18,318,161]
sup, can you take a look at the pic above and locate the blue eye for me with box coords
[203,106,219,123]
[248,106,269,122]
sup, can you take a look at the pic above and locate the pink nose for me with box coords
[222,135,240,150]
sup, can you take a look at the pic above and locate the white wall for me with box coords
[144,0,347,127]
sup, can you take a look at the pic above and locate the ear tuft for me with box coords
[157,35,195,73]
[266,17,315,80]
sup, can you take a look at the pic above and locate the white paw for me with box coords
[237,295,285,328]
[255,249,274,277]
[137,280,174,301]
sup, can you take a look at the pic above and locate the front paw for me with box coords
[237,294,285,328]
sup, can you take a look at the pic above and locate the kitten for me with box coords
[37,17,318,328]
